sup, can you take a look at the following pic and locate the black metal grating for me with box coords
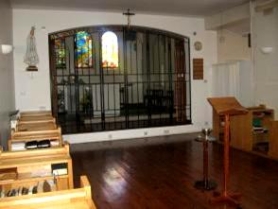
[49,26,191,134]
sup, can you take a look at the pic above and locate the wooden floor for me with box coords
[71,134,278,209]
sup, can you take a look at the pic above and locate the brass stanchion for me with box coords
[194,128,217,191]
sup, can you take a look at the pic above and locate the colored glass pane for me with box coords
[75,31,93,68]
[102,31,118,68]
[55,38,66,68]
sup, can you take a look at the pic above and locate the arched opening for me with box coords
[49,26,191,134]
[102,31,119,68]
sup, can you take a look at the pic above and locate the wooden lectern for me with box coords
[208,97,248,207]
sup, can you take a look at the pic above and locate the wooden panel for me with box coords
[268,120,278,159]
[17,122,57,132]
[208,97,247,116]
[19,116,55,124]
[230,111,253,151]
[18,111,55,126]
[11,127,61,140]
[56,176,70,190]
[211,104,275,153]
[193,58,203,80]
[20,111,52,117]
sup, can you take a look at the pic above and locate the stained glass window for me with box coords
[75,31,93,68]
[55,38,66,68]
[102,31,119,68]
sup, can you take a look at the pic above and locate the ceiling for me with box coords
[10,0,250,17]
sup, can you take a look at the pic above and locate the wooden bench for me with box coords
[9,127,63,151]
[18,111,55,124]
[0,175,96,209]
[20,110,52,117]
[0,143,73,191]
[19,115,56,124]
[9,111,62,151]
[16,121,58,132]
[0,144,96,209]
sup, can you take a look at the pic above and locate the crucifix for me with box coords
[123,9,135,28]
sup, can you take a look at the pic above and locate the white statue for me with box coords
[24,26,39,71]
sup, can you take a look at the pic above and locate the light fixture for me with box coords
[1,44,13,54]
[260,47,274,54]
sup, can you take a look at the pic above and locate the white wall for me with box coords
[252,6,278,119]
[211,60,254,107]
[205,1,251,55]
[13,9,217,143]
[0,0,15,148]
[205,3,250,30]
[217,29,251,63]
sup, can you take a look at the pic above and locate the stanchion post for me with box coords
[194,128,217,191]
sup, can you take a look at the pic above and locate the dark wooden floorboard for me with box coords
[71,135,278,209]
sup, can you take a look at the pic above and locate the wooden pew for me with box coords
[19,111,55,124]
[0,144,95,209]
[0,175,96,209]
[20,110,52,117]
[9,127,63,151]
[0,143,73,192]
[9,110,62,151]
[16,121,58,132]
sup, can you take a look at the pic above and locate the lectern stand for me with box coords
[208,97,247,207]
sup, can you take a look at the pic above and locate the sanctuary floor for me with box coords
[71,133,278,209]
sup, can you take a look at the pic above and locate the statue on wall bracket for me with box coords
[24,26,39,71]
